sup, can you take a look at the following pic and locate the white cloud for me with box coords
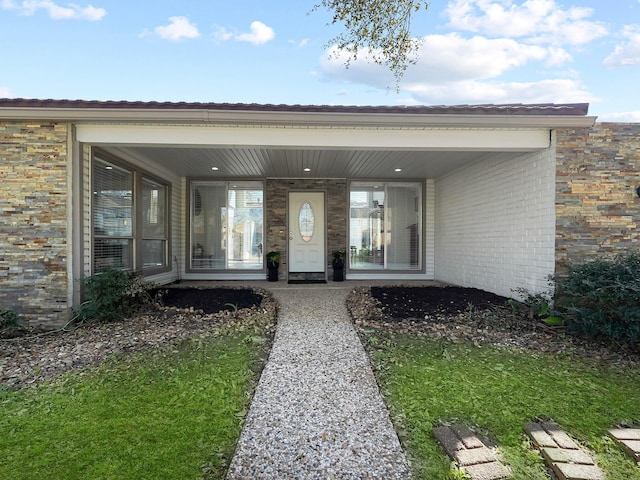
[289,38,309,49]
[604,25,640,66]
[444,0,607,46]
[0,86,12,97]
[318,33,595,105]
[407,33,569,81]
[234,21,275,45]
[403,78,597,105]
[154,16,200,41]
[320,33,572,88]
[597,110,640,122]
[1,0,106,20]
[212,25,233,43]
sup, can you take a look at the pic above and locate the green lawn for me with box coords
[0,329,271,480]
[364,332,640,480]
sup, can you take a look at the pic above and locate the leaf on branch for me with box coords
[313,0,429,88]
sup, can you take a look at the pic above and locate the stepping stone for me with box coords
[552,463,605,480]
[608,428,640,462]
[525,421,604,480]
[434,424,511,480]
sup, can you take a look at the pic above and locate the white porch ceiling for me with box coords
[85,124,551,180]
[109,146,519,179]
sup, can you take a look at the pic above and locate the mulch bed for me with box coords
[348,285,640,367]
[3,284,639,389]
[154,287,263,314]
[370,285,509,318]
[1,287,275,389]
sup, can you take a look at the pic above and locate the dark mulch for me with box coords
[371,285,509,319]
[154,287,263,314]
[349,285,640,367]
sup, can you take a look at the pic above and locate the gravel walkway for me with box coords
[226,285,412,479]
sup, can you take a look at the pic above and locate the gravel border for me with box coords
[226,286,412,479]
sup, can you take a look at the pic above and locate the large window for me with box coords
[92,152,169,273]
[189,181,263,270]
[349,181,422,270]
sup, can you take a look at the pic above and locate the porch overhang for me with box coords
[76,124,553,152]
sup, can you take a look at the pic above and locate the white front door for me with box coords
[288,191,325,273]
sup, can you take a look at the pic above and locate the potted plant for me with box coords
[266,251,280,282]
[331,250,346,281]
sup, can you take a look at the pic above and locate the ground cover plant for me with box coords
[0,285,276,480]
[349,286,640,480]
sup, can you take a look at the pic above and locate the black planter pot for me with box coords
[267,263,279,282]
[332,261,344,281]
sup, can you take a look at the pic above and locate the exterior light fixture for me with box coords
[394,168,402,172]
[303,167,311,172]
[211,166,219,171]
[105,165,113,170]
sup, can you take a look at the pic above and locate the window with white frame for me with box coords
[189,180,263,270]
[349,181,422,270]
[92,152,169,273]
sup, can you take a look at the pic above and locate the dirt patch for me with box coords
[155,287,263,314]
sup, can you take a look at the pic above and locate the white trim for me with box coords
[76,124,551,151]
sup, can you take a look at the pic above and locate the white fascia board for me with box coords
[77,124,551,151]
[0,107,596,129]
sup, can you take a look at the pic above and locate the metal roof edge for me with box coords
[0,108,597,129]
[0,99,595,129]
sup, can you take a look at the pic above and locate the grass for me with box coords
[0,328,272,480]
[364,332,640,480]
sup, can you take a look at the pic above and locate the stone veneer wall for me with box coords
[0,121,69,328]
[556,123,640,273]
[265,178,347,280]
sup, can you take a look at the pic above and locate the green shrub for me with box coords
[0,307,21,331]
[555,252,640,343]
[76,268,156,324]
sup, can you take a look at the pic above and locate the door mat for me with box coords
[287,279,327,284]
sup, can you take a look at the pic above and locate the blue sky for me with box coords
[1,0,639,121]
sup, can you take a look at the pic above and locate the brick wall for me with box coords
[435,149,556,298]
[0,122,69,328]
[556,123,640,273]
[265,178,347,280]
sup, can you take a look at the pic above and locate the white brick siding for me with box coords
[434,149,556,299]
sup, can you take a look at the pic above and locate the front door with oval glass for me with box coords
[288,191,325,273]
